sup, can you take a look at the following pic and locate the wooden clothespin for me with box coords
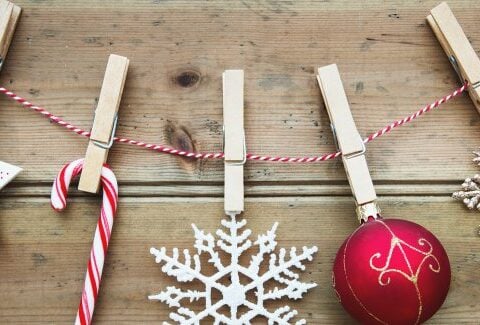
[317,64,380,223]
[223,70,245,216]
[0,0,21,190]
[78,54,129,193]
[428,2,480,113]
[0,0,20,71]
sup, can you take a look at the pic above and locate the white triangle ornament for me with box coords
[0,160,21,190]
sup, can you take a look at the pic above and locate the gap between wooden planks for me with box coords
[0,182,470,197]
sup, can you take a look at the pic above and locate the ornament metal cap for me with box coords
[356,201,381,224]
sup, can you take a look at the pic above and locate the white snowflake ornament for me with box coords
[149,214,318,324]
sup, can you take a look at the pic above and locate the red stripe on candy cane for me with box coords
[51,159,118,325]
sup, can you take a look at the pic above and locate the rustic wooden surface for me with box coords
[0,0,479,323]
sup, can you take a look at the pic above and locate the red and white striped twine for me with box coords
[51,158,119,325]
[0,83,468,163]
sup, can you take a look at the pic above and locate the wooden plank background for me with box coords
[0,0,479,323]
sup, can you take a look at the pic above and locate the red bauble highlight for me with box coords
[333,218,450,325]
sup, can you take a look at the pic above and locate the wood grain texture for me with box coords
[0,197,479,324]
[0,0,479,324]
[0,0,479,185]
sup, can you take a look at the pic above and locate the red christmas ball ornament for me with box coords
[317,64,451,324]
[333,216,451,325]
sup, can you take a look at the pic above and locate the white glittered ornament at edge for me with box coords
[0,161,21,190]
[149,213,318,324]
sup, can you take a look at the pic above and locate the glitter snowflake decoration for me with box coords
[453,174,480,209]
[149,214,318,324]
[453,149,480,210]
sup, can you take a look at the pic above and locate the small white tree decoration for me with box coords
[149,214,318,324]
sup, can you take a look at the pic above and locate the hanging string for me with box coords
[0,83,468,163]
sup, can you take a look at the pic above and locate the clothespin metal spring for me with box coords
[91,114,118,150]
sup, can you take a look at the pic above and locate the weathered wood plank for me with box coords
[0,1,479,324]
[0,196,478,323]
[0,1,479,184]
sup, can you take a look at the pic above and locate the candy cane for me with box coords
[51,158,119,325]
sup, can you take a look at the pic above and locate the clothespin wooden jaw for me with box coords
[428,2,480,113]
[0,0,20,72]
[223,70,245,216]
[317,64,380,223]
[78,54,129,193]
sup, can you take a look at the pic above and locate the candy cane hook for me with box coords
[51,158,119,325]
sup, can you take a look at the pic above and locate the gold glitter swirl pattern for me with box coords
[368,221,441,324]
[370,237,440,286]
